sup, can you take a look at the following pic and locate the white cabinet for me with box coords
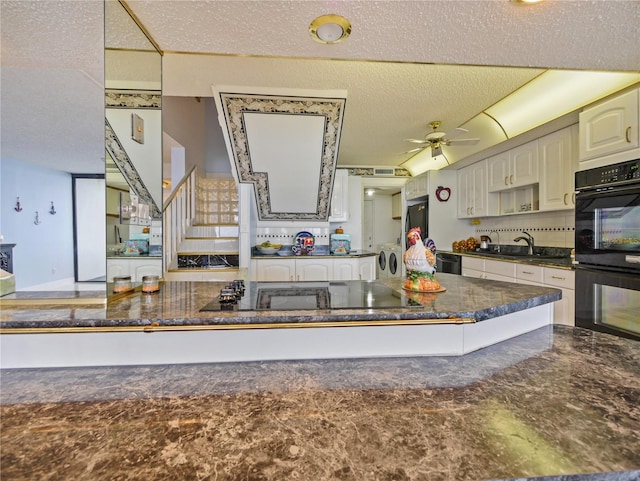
[458,161,488,218]
[255,258,295,281]
[255,258,330,281]
[106,258,162,282]
[539,126,578,211]
[391,193,402,219]
[462,256,575,325]
[329,169,349,222]
[297,258,332,281]
[579,88,639,164]
[487,141,539,192]
[254,256,376,281]
[543,268,575,326]
[405,172,429,200]
[359,256,376,281]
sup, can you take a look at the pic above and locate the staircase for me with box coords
[164,173,241,282]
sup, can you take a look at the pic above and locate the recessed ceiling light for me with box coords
[511,0,544,4]
[309,14,351,44]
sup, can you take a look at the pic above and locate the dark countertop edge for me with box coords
[106,255,162,259]
[439,250,575,270]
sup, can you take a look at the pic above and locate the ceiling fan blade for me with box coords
[403,146,427,154]
[446,138,480,145]
[404,139,430,144]
[445,127,470,141]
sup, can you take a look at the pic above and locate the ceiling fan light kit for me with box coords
[404,120,480,158]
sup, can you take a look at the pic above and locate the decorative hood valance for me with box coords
[214,87,347,221]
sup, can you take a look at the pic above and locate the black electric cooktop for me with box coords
[200,281,424,312]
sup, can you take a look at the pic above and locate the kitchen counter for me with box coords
[1,324,638,481]
[0,274,559,330]
[0,275,560,368]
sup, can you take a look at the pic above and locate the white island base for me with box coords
[0,304,552,369]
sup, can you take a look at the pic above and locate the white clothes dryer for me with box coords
[382,243,402,278]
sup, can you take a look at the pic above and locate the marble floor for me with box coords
[1,325,639,481]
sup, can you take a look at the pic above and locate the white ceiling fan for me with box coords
[404,121,480,157]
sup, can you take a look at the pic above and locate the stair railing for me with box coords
[162,166,197,272]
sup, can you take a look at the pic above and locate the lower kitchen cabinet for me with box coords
[253,256,376,281]
[461,257,575,325]
[107,258,162,282]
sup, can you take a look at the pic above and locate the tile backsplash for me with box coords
[475,210,575,248]
[255,224,331,246]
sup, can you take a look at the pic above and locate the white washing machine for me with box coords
[379,243,402,279]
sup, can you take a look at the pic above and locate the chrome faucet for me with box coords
[513,230,534,255]
[489,230,501,252]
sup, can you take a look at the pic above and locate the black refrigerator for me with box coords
[405,198,428,248]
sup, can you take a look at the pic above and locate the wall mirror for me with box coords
[0,0,162,300]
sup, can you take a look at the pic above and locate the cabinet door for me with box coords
[333,259,358,280]
[296,259,331,281]
[579,89,639,161]
[359,257,376,281]
[257,259,295,281]
[329,169,349,222]
[133,261,162,281]
[539,127,575,211]
[470,161,488,217]
[414,172,429,197]
[487,152,510,192]
[510,140,539,188]
[391,193,402,219]
[106,259,130,281]
[457,168,471,218]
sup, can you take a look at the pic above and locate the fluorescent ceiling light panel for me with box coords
[486,71,640,138]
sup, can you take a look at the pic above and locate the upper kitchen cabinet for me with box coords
[487,140,539,192]
[458,161,489,218]
[405,172,429,200]
[329,169,349,222]
[539,126,578,211]
[579,88,640,165]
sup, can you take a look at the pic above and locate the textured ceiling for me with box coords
[1,0,639,175]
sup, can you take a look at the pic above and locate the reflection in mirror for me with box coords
[0,1,104,294]
[105,0,162,283]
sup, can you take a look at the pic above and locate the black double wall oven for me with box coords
[574,158,640,341]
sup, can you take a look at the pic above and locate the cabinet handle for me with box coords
[626,126,632,143]
[572,192,576,205]
[470,207,474,215]
[505,176,509,186]
[551,275,565,280]
[467,207,471,215]
[522,271,534,275]
[563,193,568,205]
[509,174,514,184]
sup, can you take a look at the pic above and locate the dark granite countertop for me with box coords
[0,274,560,330]
[440,249,575,270]
[1,325,638,480]
[251,246,377,258]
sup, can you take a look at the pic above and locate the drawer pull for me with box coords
[522,271,534,275]
[563,193,568,205]
[626,126,632,143]
[551,275,565,280]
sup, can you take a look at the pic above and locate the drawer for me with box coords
[516,264,544,284]
[485,259,516,278]
[463,257,485,271]
[544,268,575,289]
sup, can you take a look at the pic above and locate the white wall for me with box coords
[0,158,75,289]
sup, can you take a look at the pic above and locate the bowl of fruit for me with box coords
[256,241,282,255]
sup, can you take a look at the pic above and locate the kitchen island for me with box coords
[1,325,638,481]
[0,274,560,368]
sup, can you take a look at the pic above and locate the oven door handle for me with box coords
[575,183,640,200]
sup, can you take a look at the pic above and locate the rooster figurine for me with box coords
[403,227,442,292]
